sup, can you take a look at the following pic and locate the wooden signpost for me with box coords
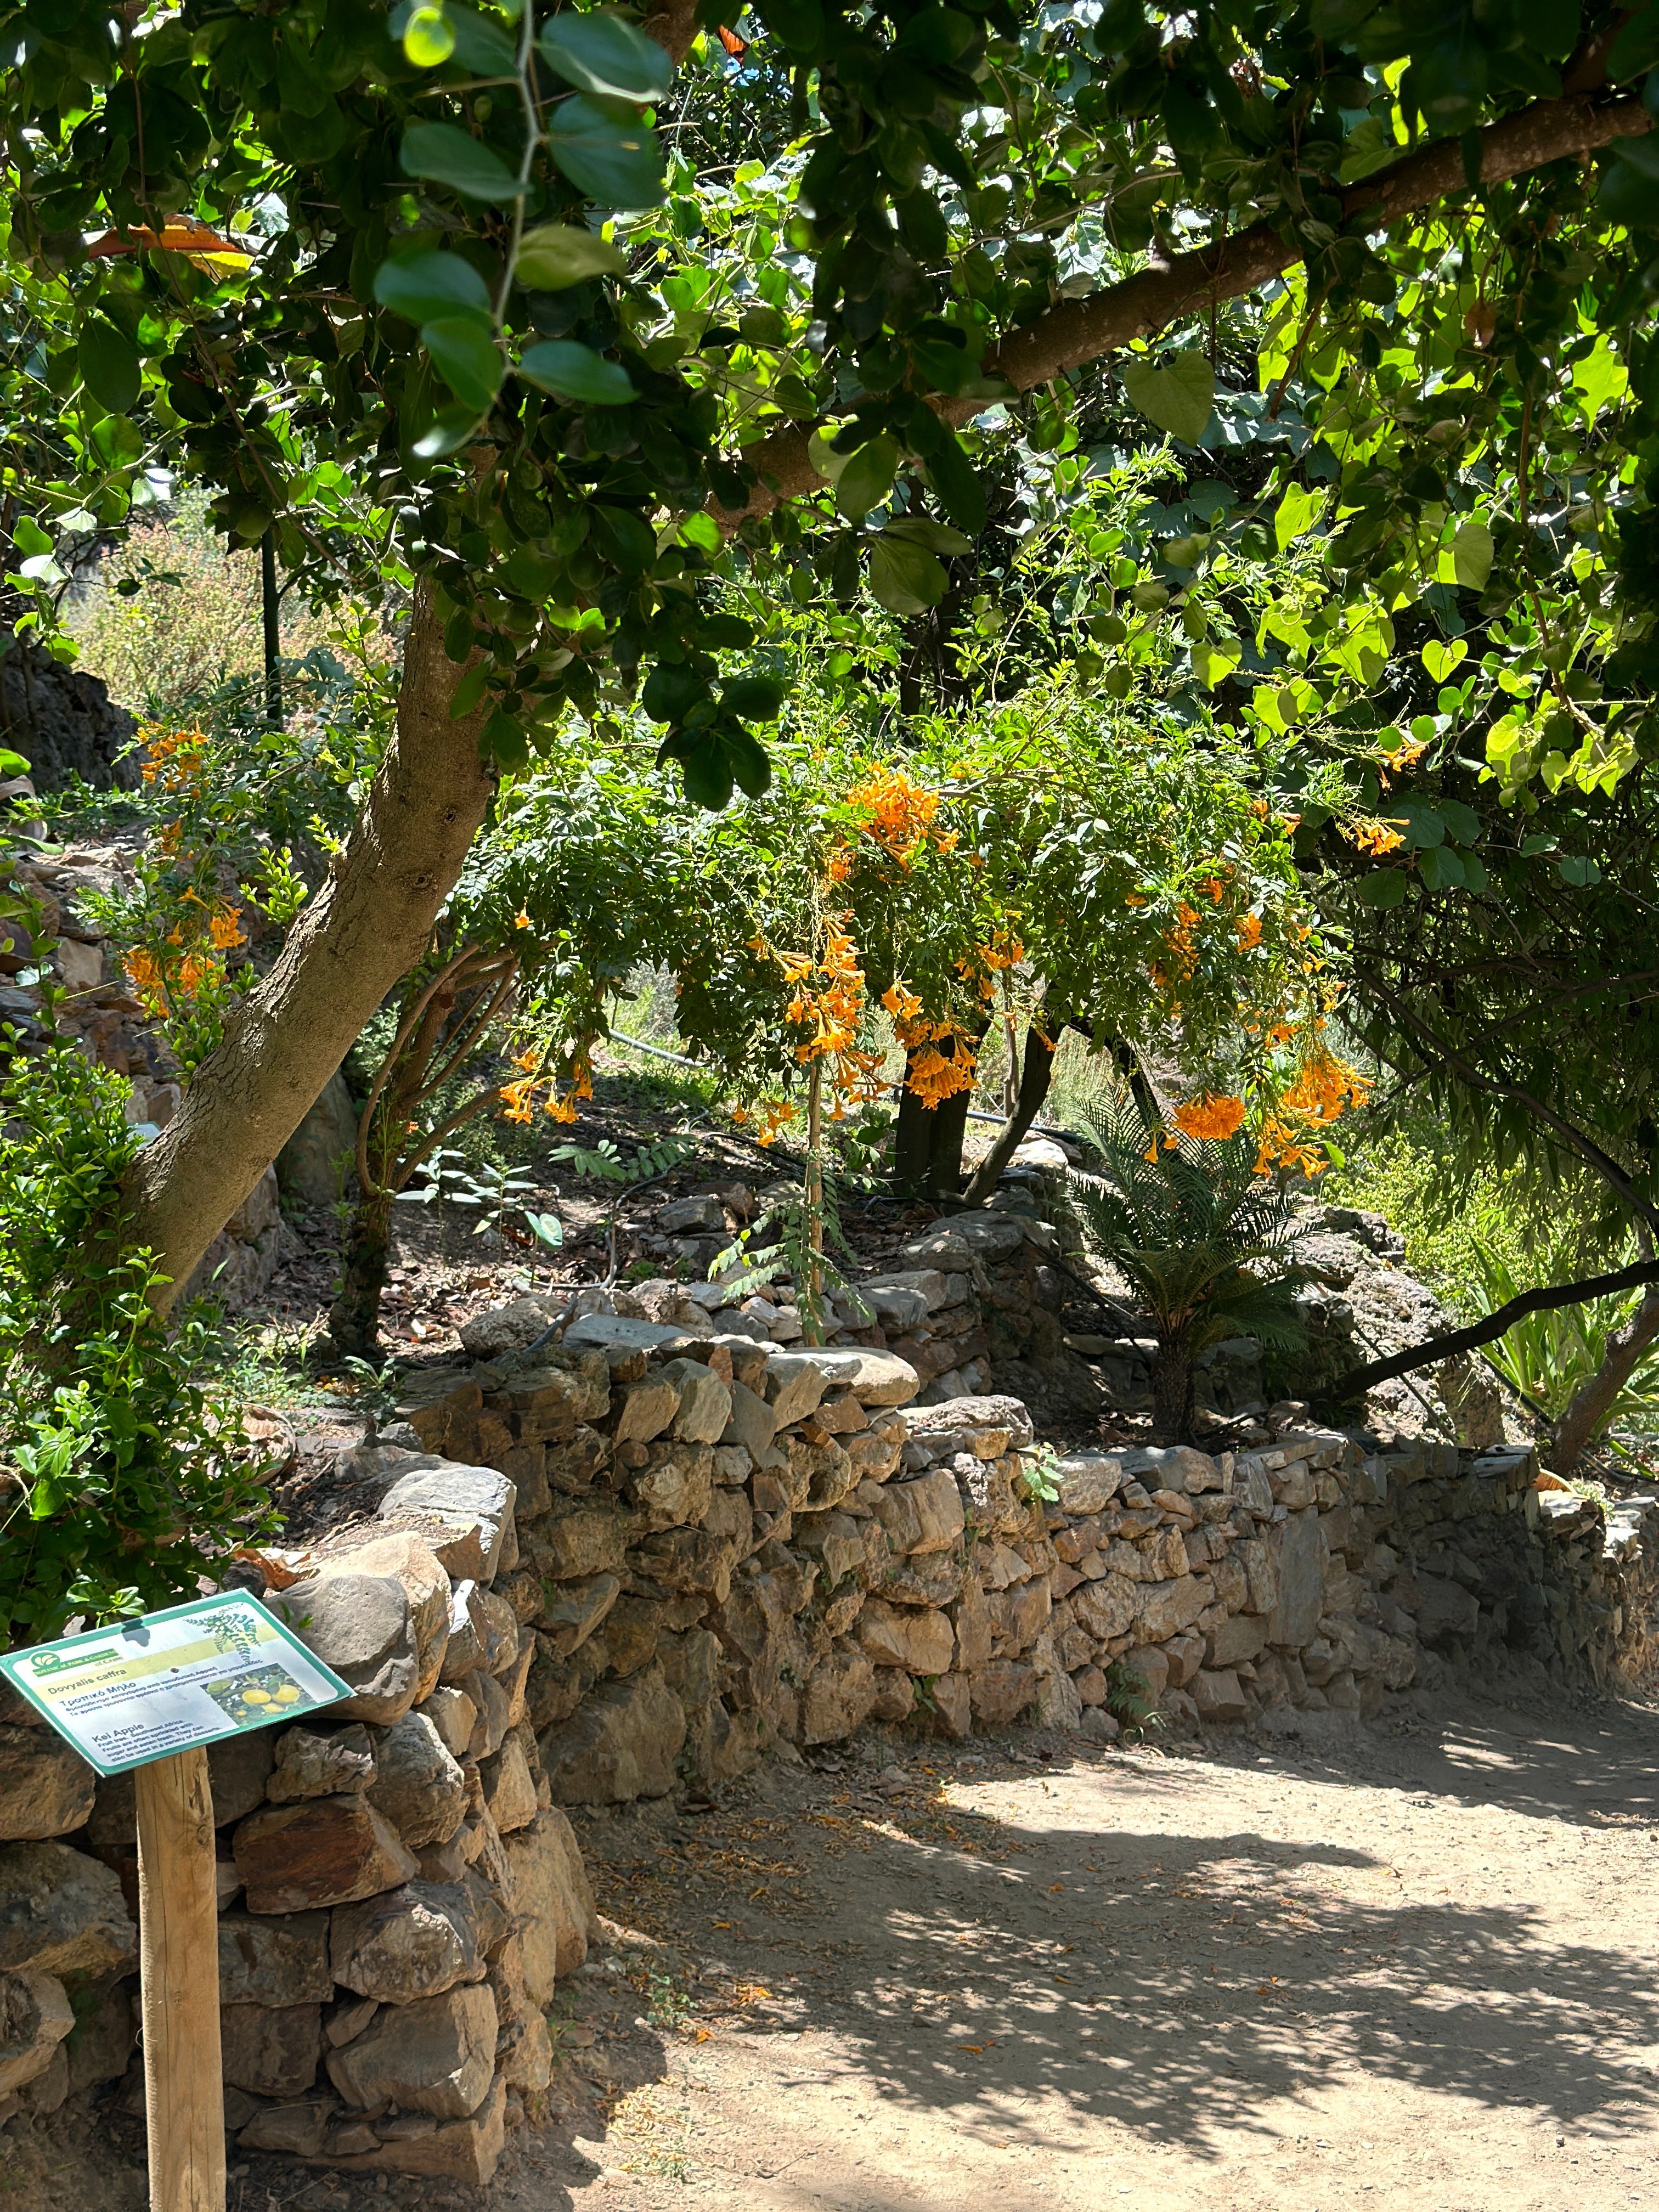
[0,1592,349,2212]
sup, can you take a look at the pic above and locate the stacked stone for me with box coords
[0,1459,600,2186]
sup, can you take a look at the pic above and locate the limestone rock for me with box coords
[296,2072,508,2184]
[221,2002,321,2097]
[235,1795,420,1915]
[856,1599,953,1676]
[267,1724,376,1805]
[459,1295,563,1359]
[326,1982,498,2118]
[539,1670,686,1804]
[657,1193,726,1233]
[1051,1453,1127,1516]
[331,1882,486,2003]
[872,1468,965,1556]
[795,1348,921,1407]
[503,1809,597,2001]
[951,1578,994,1674]
[613,1373,680,1444]
[800,1651,878,1744]
[535,1571,621,1658]
[660,1358,732,1444]
[1071,1573,1137,1641]
[314,1532,451,1702]
[631,1442,714,1531]
[523,1497,631,1582]
[277,1070,358,1208]
[1415,1572,1480,1645]
[218,1910,333,2005]
[762,1352,830,1425]
[968,1660,1039,1728]
[720,1379,781,1463]
[459,1667,511,1761]
[61,1968,137,2096]
[208,1731,279,1825]
[0,1972,74,2094]
[1267,1510,1326,1647]
[0,1842,136,1977]
[424,1685,477,1760]
[1207,1615,1266,1668]
[269,1572,421,1726]
[479,1735,539,1835]
[928,1672,973,1740]
[365,1713,467,1849]
[1190,1668,1249,1723]
[1133,1574,1209,1643]
[377,1462,517,1583]
[870,1668,916,1722]
[0,1729,95,1841]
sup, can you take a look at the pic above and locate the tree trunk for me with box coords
[893,1048,977,1198]
[329,1186,396,1361]
[961,1026,1058,1204]
[1151,1327,1195,1447]
[1550,1288,1659,1474]
[119,582,494,1314]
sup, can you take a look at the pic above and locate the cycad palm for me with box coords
[1067,1090,1311,1444]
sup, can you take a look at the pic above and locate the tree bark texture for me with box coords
[1550,1289,1659,1474]
[1151,1328,1195,1448]
[961,1026,1058,1204]
[716,91,1650,533]
[121,583,494,1314]
[893,1046,978,1198]
[329,1186,396,1362]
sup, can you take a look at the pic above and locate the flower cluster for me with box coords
[139,726,209,794]
[1255,1044,1370,1175]
[840,768,960,866]
[1173,1092,1247,1141]
[123,895,245,1020]
[772,913,887,1115]
[499,1046,592,1128]
[1344,817,1406,856]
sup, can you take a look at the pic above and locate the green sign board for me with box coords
[0,1590,351,1777]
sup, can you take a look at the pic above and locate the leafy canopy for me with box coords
[4,1,1659,809]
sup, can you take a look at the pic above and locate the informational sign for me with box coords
[0,1589,349,1777]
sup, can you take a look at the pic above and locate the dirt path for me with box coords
[488,1687,1659,2212]
[9,1684,1658,2212]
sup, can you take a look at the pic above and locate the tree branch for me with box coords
[716,89,1651,532]
[1328,1255,1659,1400]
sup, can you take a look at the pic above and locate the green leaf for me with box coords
[515,223,627,290]
[1417,845,1466,893]
[724,724,772,799]
[413,405,483,458]
[1120,351,1214,445]
[869,536,947,615]
[1354,868,1408,909]
[12,516,52,559]
[445,4,520,73]
[422,316,504,410]
[642,662,707,722]
[1273,483,1325,551]
[722,674,785,720]
[516,340,635,404]
[926,432,987,536]
[448,662,492,720]
[590,503,655,571]
[78,318,140,415]
[402,4,456,66]
[883,514,972,555]
[1559,854,1602,886]
[1451,521,1494,589]
[546,95,665,208]
[482,710,529,771]
[540,11,672,100]
[1421,637,1467,683]
[1609,3,1659,80]
[1190,637,1242,689]
[375,250,493,326]
[1438,798,1481,846]
[401,121,523,203]
[834,434,899,523]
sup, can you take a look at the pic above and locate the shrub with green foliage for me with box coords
[0,1046,277,1643]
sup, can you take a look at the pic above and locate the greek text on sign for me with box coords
[0,1590,349,1777]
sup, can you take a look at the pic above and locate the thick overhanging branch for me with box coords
[715,89,1651,533]
[1327,1254,1659,1399]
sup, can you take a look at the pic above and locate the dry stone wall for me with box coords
[4,1224,1659,2186]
